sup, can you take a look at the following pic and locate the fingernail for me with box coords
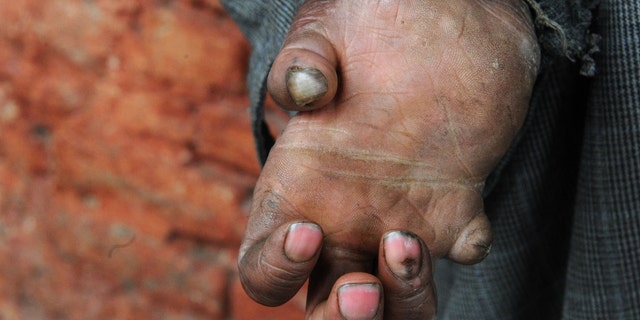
[383,231,422,280]
[284,222,322,262]
[286,66,328,107]
[338,283,381,320]
[450,215,493,265]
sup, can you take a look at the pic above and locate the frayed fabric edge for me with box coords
[523,0,600,76]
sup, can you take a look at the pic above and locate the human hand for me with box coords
[240,226,436,319]
[239,0,539,317]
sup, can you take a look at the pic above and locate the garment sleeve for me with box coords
[220,0,600,166]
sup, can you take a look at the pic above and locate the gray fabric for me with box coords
[564,1,640,316]
[221,0,640,319]
[438,2,640,319]
[437,60,589,319]
[523,0,600,75]
[221,0,306,164]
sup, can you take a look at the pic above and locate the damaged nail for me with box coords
[383,231,422,280]
[286,66,328,107]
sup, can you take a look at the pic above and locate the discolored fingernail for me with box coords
[284,222,322,262]
[338,283,381,320]
[450,214,493,265]
[383,231,422,280]
[286,66,328,107]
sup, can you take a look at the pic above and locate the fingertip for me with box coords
[268,33,338,111]
[337,283,382,320]
[284,222,323,262]
[448,214,493,265]
[286,66,329,108]
[308,273,383,320]
[377,231,437,320]
[238,221,323,307]
[382,231,423,280]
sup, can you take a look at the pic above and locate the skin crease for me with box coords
[240,0,540,318]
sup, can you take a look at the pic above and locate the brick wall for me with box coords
[0,0,303,318]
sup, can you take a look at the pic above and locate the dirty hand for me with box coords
[239,0,539,318]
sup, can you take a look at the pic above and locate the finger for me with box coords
[267,10,338,111]
[378,231,437,320]
[306,245,376,315]
[308,273,383,320]
[238,221,323,306]
[448,213,492,265]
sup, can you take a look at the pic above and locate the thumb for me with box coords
[267,9,338,111]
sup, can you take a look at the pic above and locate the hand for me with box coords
[240,226,436,319]
[239,0,539,318]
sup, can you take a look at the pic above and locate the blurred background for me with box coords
[0,0,302,318]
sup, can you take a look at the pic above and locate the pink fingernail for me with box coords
[284,222,322,262]
[383,231,422,279]
[338,283,380,320]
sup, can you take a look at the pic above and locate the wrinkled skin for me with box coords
[239,0,539,318]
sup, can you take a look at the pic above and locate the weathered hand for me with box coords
[240,226,436,319]
[239,0,539,317]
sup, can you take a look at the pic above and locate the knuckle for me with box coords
[237,250,309,307]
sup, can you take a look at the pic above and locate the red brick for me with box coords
[0,120,50,175]
[0,0,277,318]
[0,180,233,319]
[52,110,254,243]
[194,97,261,175]
[119,0,250,97]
